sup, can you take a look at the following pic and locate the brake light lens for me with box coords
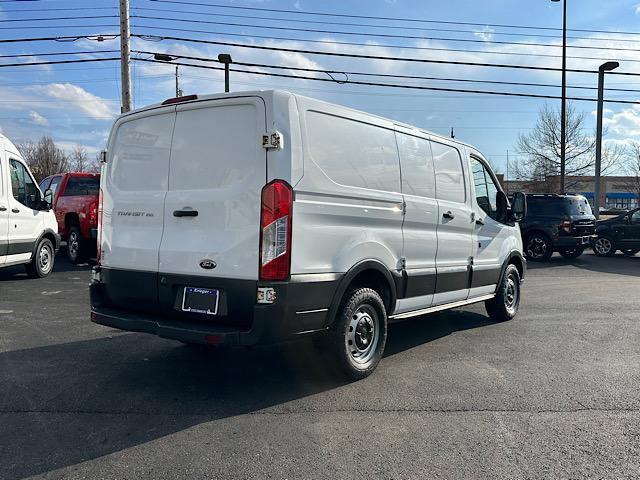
[161,94,197,105]
[88,200,98,226]
[560,220,572,233]
[96,188,103,264]
[259,180,292,281]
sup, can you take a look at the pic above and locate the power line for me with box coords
[136,58,640,105]
[130,23,640,64]
[131,6,640,44]
[0,57,120,68]
[0,6,115,12]
[0,24,119,30]
[0,34,119,43]
[132,50,640,94]
[146,0,640,36]
[131,34,640,77]
[0,15,118,22]
[0,50,119,58]
[131,14,640,53]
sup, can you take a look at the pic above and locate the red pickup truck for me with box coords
[39,172,100,263]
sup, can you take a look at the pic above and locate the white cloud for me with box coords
[293,0,301,9]
[29,111,49,126]
[31,83,116,120]
[635,3,640,14]
[603,105,640,137]
[474,26,495,42]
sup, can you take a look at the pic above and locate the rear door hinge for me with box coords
[262,131,284,150]
[399,257,406,270]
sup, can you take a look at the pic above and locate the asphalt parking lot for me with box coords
[1,252,639,479]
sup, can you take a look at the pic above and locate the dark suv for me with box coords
[519,194,596,261]
[592,208,640,257]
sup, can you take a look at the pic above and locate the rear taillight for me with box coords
[88,200,98,225]
[560,220,571,233]
[259,179,292,281]
[96,188,103,264]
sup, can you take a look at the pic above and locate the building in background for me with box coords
[499,175,640,210]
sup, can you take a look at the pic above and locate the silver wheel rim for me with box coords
[504,273,519,315]
[345,307,379,368]
[39,243,53,274]
[526,236,548,259]
[594,238,612,255]
[68,231,78,259]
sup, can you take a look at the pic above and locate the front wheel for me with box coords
[525,233,553,261]
[558,246,584,259]
[329,287,387,380]
[25,237,55,278]
[485,264,521,322]
[593,236,616,257]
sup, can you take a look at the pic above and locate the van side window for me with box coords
[431,141,465,203]
[306,111,400,193]
[470,157,500,220]
[396,133,435,198]
[9,159,38,209]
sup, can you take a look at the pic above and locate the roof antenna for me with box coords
[450,127,455,139]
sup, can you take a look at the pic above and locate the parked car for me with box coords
[592,208,640,257]
[90,90,527,379]
[0,133,60,277]
[39,172,100,263]
[519,194,596,261]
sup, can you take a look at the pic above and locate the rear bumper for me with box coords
[90,268,341,346]
[555,235,597,249]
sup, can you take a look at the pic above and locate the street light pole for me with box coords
[218,54,232,92]
[595,61,620,219]
[551,0,567,194]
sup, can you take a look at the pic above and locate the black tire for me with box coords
[66,225,85,264]
[328,287,387,380]
[558,246,584,259]
[524,232,553,261]
[485,264,521,322]
[593,235,616,257]
[623,249,639,257]
[25,237,55,278]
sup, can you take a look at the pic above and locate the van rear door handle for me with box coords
[11,208,20,213]
[442,211,455,220]
[476,218,485,226]
[173,209,198,217]
[0,206,6,211]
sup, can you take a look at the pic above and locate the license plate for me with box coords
[181,287,219,315]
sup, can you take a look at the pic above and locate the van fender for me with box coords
[30,228,61,258]
[495,251,526,293]
[324,259,400,328]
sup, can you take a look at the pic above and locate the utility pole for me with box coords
[175,65,182,97]
[506,150,510,195]
[551,0,567,194]
[595,61,620,219]
[119,0,132,113]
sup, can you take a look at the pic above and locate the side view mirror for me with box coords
[42,189,53,210]
[509,191,527,222]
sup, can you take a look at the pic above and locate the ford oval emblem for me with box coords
[199,259,217,270]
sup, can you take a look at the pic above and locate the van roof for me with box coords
[121,89,477,153]
[0,132,20,155]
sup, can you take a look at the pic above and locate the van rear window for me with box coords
[306,111,400,193]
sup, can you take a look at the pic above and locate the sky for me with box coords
[1,0,639,175]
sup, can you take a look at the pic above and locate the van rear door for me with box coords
[158,97,267,280]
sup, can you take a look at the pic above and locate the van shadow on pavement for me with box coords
[0,308,494,479]
[526,251,639,278]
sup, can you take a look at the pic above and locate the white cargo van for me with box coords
[0,133,59,277]
[91,91,527,379]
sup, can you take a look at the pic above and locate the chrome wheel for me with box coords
[594,237,613,256]
[68,231,79,260]
[504,273,519,316]
[39,242,53,275]
[345,306,379,367]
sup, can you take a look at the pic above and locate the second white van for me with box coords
[90,90,527,379]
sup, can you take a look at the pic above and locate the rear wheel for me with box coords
[593,236,616,257]
[525,233,553,261]
[623,249,639,257]
[328,287,387,380]
[485,264,521,322]
[66,226,85,264]
[25,237,55,278]
[558,246,584,259]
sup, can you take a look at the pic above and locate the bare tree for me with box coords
[513,102,622,191]
[70,144,89,172]
[621,141,640,201]
[18,136,69,182]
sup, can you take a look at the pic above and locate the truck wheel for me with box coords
[329,287,387,380]
[524,233,553,261]
[485,264,521,322]
[593,236,616,257]
[66,226,84,264]
[558,247,584,259]
[25,237,55,278]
